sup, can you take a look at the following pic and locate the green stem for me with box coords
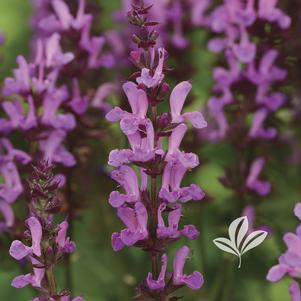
[45,266,57,296]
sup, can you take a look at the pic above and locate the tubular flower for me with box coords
[147,246,204,291]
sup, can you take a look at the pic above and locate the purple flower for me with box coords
[108,120,161,167]
[2,97,37,131]
[190,0,211,26]
[157,204,199,240]
[80,23,115,69]
[41,88,76,131]
[160,158,204,204]
[136,48,165,88]
[69,79,89,115]
[115,82,149,119]
[258,0,291,29]
[247,49,287,86]
[39,130,76,167]
[147,246,204,291]
[289,281,301,301]
[267,233,301,281]
[109,165,140,207]
[207,96,230,140]
[0,161,24,204]
[56,221,76,253]
[10,217,42,260]
[12,258,45,289]
[173,246,204,289]
[246,158,271,196]
[295,204,301,220]
[91,82,117,110]
[3,55,31,96]
[157,203,181,239]
[147,254,167,290]
[45,33,74,67]
[267,203,301,300]
[166,124,200,167]
[112,202,148,251]
[232,28,256,63]
[39,0,90,32]
[170,81,207,129]
[106,82,148,135]
[0,201,14,230]
[169,1,188,48]
[108,149,132,168]
[0,140,30,230]
[0,139,31,203]
[249,109,277,140]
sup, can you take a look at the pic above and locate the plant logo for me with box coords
[213,216,268,268]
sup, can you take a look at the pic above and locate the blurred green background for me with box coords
[0,1,300,301]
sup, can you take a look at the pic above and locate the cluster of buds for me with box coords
[127,3,159,49]
[106,3,207,300]
[267,203,301,301]
[110,0,212,63]
[9,161,83,301]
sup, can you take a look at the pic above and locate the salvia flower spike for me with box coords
[9,161,83,301]
[205,0,291,225]
[0,0,115,231]
[106,2,207,300]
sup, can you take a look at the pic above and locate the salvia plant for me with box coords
[106,3,207,301]
[9,161,83,301]
[204,0,291,218]
[0,0,300,300]
[0,0,114,232]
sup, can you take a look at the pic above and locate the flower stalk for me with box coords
[106,2,207,300]
[205,0,291,221]
[8,161,83,301]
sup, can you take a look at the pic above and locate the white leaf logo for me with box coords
[213,216,268,268]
